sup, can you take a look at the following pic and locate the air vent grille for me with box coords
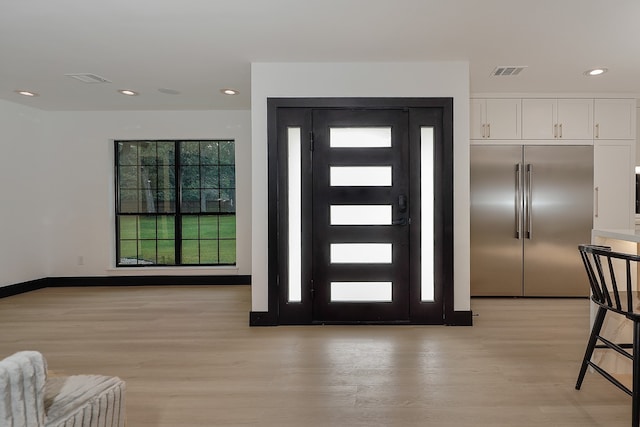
[491,66,527,77]
[65,73,112,84]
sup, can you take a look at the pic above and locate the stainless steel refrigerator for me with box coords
[470,145,593,297]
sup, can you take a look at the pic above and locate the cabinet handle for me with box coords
[487,123,491,138]
[554,124,558,138]
[595,123,599,139]
[594,187,599,218]
[482,123,486,138]
[559,123,563,138]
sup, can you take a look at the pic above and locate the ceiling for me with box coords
[1,0,639,111]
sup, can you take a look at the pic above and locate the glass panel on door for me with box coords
[329,127,392,148]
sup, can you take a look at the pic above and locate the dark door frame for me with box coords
[250,97,471,326]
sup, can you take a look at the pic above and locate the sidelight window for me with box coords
[115,140,236,266]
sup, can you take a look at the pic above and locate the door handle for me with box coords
[525,164,532,239]
[392,218,407,226]
[516,163,522,239]
[394,194,408,225]
[398,194,407,213]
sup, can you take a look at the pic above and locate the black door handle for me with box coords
[398,194,407,213]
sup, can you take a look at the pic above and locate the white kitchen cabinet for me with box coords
[522,98,593,140]
[594,99,636,140]
[593,141,635,229]
[470,98,521,140]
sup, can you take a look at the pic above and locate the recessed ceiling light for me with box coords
[15,90,38,97]
[585,68,608,76]
[118,89,139,96]
[221,88,239,96]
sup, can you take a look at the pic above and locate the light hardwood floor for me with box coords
[0,285,632,426]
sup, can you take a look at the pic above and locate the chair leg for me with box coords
[633,320,640,427]
[576,306,607,390]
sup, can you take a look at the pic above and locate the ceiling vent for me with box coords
[491,66,527,77]
[64,73,112,84]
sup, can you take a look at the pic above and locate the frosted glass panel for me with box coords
[421,127,435,302]
[288,128,302,302]
[331,243,392,264]
[330,205,392,225]
[331,282,393,302]
[330,166,392,187]
[330,127,392,148]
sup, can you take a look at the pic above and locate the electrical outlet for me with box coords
[77,256,84,266]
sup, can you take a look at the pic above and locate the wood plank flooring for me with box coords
[0,286,632,426]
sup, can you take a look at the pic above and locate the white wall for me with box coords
[251,62,471,312]
[42,110,252,277]
[0,103,252,287]
[0,100,48,287]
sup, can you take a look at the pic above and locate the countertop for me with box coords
[592,228,640,243]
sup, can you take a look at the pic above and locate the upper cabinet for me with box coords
[470,98,521,140]
[522,99,593,140]
[594,99,636,140]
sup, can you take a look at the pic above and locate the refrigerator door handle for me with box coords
[525,164,532,239]
[516,163,523,239]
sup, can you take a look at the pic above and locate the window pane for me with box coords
[181,189,200,213]
[117,142,138,166]
[288,127,302,302]
[181,240,199,264]
[330,243,392,264]
[202,189,220,213]
[141,167,158,190]
[219,215,236,239]
[199,240,219,264]
[219,141,235,165]
[157,216,175,239]
[201,166,219,188]
[119,190,140,213]
[139,142,157,166]
[181,141,200,165]
[182,216,199,239]
[155,189,175,213]
[219,166,235,188]
[421,127,435,301]
[119,240,138,264]
[157,143,175,165]
[157,166,174,188]
[219,239,236,264]
[157,240,175,264]
[119,166,139,189]
[220,189,235,213]
[181,166,200,189]
[330,166,392,187]
[200,216,219,239]
[330,205,392,225]
[139,240,157,264]
[119,216,137,239]
[331,282,393,302]
[201,142,218,165]
[330,127,392,148]
[138,216,157,239]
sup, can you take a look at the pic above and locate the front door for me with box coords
[311,109,410,322]
[266,98,455,326]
